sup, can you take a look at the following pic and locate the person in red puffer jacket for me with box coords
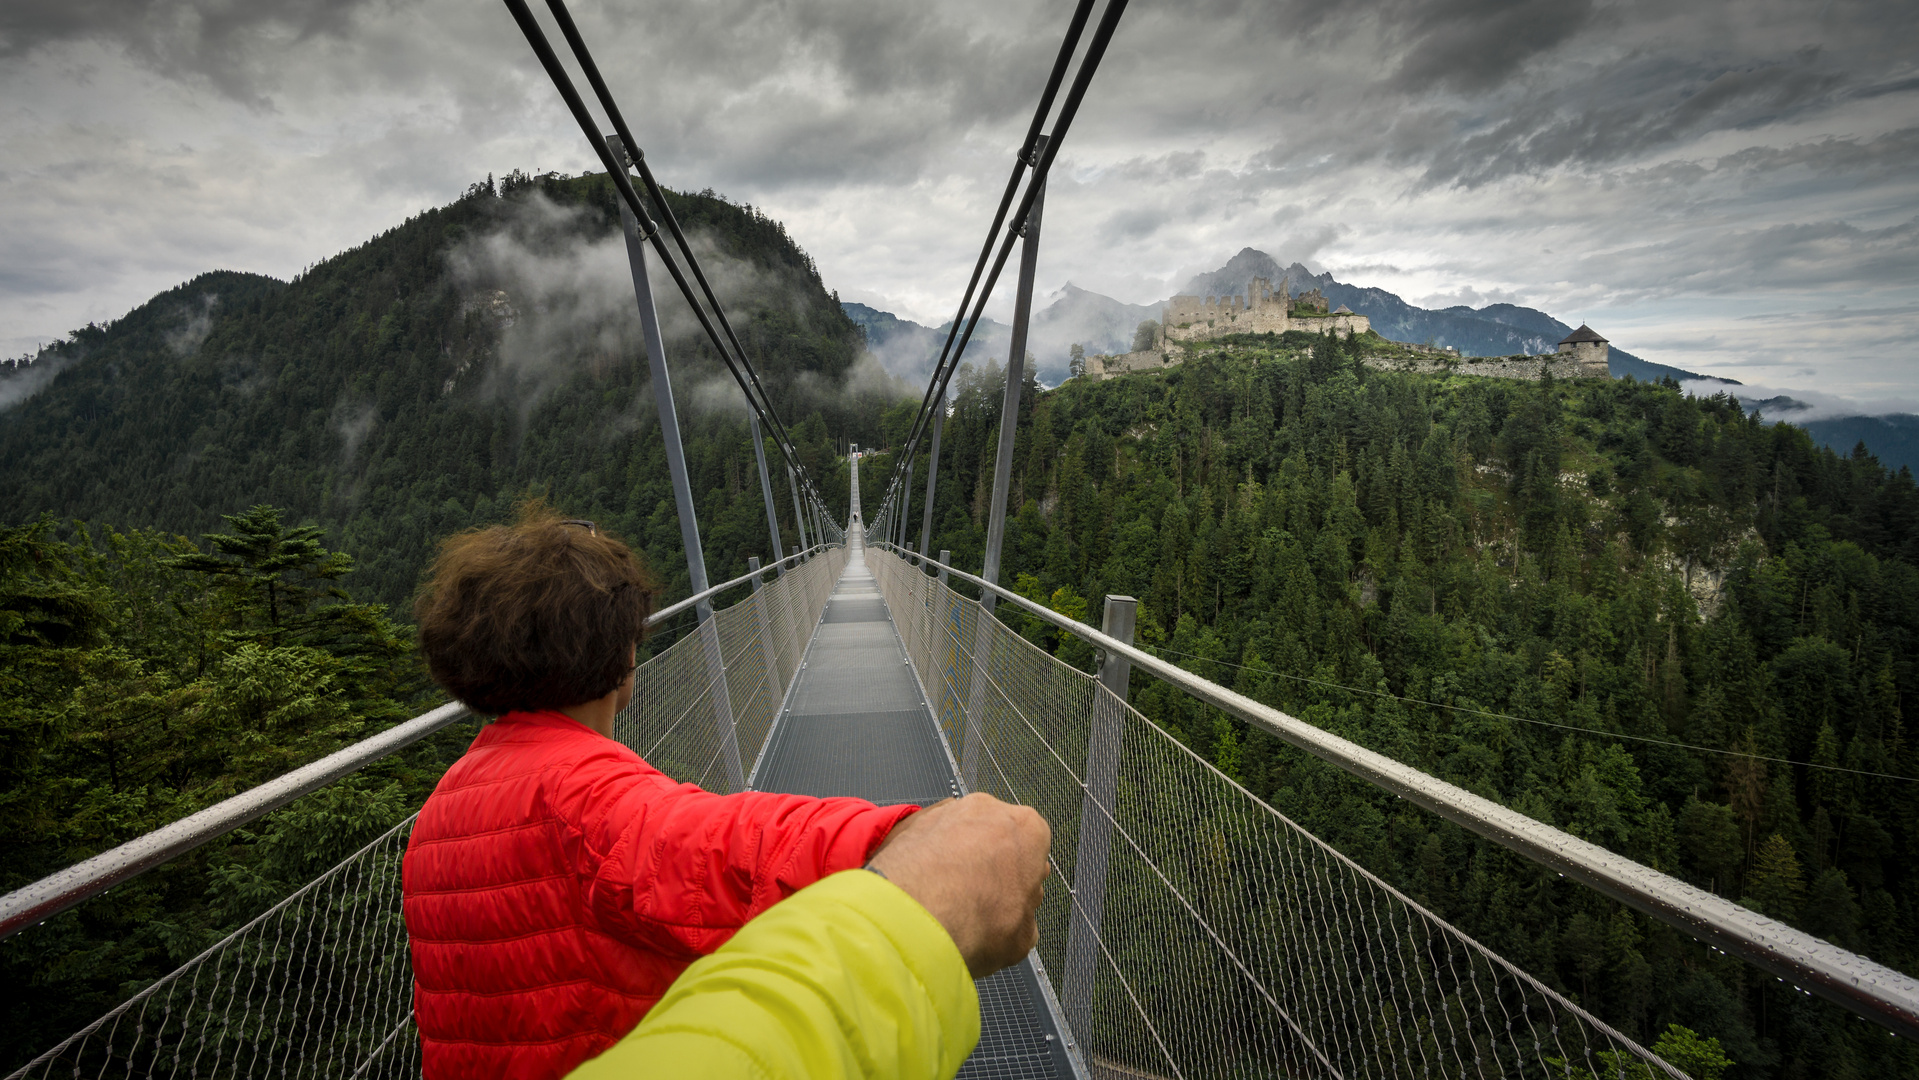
[402,505,918,1080]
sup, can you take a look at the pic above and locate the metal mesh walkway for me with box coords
[753,524,1072,1079]
[754,562,954,805]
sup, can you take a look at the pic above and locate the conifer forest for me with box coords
[4,174,1918,1076]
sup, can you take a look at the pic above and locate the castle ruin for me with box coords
[1554,324,1610,378]
[1162,276,1371,343]
[1076,276,1615,385]
[1358,324,1611,381]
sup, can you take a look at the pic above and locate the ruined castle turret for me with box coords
[1555,324,1610,378]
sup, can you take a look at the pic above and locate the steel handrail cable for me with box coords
[1137,642,1919,783]
[8,553,850,1073]
[869,552,1196,1073]
[0,701,465,942]
[646,543,829,625]
[869,546,1674,1078]
[499,0,834,518]
[931,555,1367,1076]
[623,549,841,767]
[877,0,1131,525]
[909,570,1344,1077]
[873,540,1919,1043]
[634,550,838,763]
[944,676,1200,1075]
[2,817,418,1080]
[0,545,833,942]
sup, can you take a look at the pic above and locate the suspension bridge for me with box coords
[5,0,1919,1076]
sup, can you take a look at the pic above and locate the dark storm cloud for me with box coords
[0,0,367,54]
[1420,52,1849,187]
[0,0,1057,186]
[1179,0,1919,195]
[0,0,379,101]
[1578,216,1919,296]
[582,0,1062,180]
[1712,127,1919,182]
[5,0,1919,392]
[11,0,1918,192]
[1100,206,1171,244]
[1383,0,1596,95]
[537,0,1069,190]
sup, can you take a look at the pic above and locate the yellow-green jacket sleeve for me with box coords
[568,869,981,1080]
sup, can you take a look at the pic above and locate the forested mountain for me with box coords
[0,170,937,1066]
[843,299,1008,380]
[7,170,1919,1075]
[0,170,922,614]
[844,285,1158,384]
[1745,404,1919,474]
[904,335,1918,1076]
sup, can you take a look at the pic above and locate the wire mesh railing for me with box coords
[618,545,846,791]
[4,546,847,1080]
[867,547,1682,1080]
[4,822,424,1080]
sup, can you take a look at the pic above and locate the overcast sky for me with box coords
[4,0,1916,401]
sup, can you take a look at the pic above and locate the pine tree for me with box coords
[1744,832,1807,922]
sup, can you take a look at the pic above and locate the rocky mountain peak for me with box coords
[1181,248,1330,300]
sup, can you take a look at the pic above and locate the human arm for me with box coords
[567,793,1051,1080]
[560,745,918,953]
[568,869,978,1080]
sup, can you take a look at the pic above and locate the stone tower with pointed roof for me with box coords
[1555,324,1610,378]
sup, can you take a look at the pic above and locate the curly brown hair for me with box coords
[414,502,655,714]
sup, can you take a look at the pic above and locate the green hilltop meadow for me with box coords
[4,175,1919,1076]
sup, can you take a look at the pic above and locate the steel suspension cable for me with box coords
[888,0,1097,462]
[538,0,812,482]
[500,0,833,519]
[877,0,1132,527]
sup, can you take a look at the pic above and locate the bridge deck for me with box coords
[751,526,1070,1080]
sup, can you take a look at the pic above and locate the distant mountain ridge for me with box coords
[845,247,1718,387]
[0,173,888,611]
[1740,398,1919,473]
[1182,248,1714,385]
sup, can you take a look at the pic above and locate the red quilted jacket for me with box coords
[401,710,916,1080]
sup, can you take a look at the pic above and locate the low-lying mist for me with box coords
[445,191,916,429]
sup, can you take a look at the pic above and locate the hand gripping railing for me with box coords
[2,543,846,1079]
[869,542,1919,1056]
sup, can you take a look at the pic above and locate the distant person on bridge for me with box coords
[403,503,928,1080]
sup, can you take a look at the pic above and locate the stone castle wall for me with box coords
[1163,275,1371,342]
[1361,352,1610,380]
[1083,343,1606,383]
[1556,339,1610,371]
[1289,312,1373,337]
[1075,273,1608,384]
[1084,346,1184,380]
